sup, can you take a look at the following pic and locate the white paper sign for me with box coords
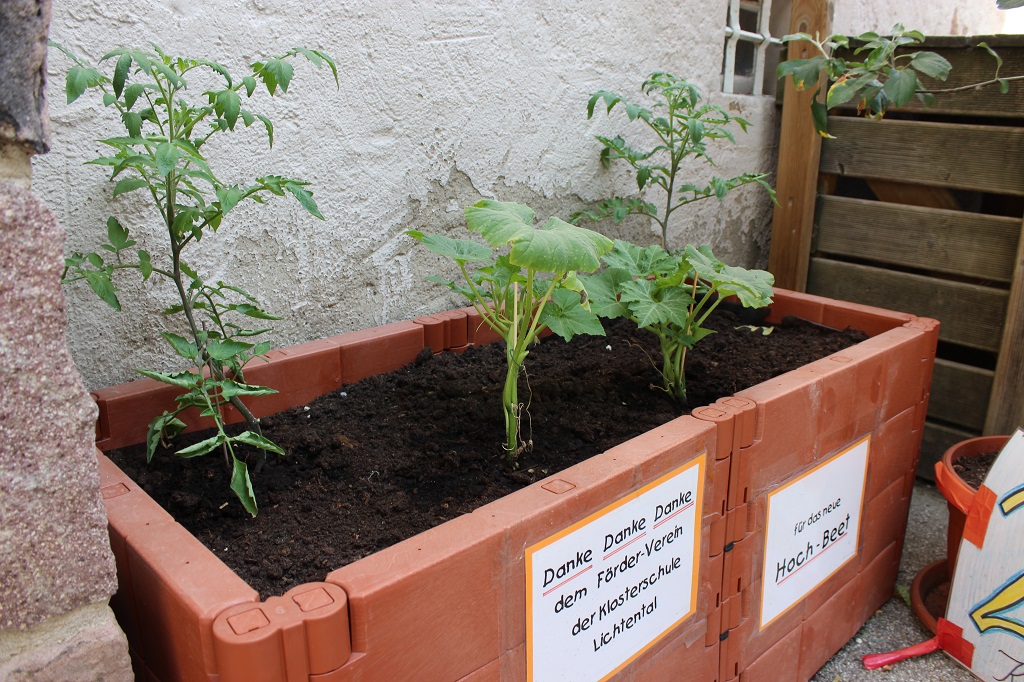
[944,429,1024,682]
[526,455,705,682]
[760,437,869,629]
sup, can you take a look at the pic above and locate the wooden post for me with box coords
[986,218,1024,435]
[767,0,830,291]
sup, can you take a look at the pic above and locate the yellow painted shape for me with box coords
[970,570,1024,639]
[1000,484,1024,517]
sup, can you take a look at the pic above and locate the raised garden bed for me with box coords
[94,288,938,682]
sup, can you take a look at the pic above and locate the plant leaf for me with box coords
[684,245,774,308]
[580,268,632,319]
[618,278,695,328]
[145,411,186,463]
[910,51,952,80]
[215,185,244,215]
[538,288,605,341]
[82,270,120,310]
[138,250,153,280]
[232,430,285,455]
[218,380,277,400]
[207,339,253,361]
[176,434,225,459]
[465,200,612,274]
[112,177,148,197]
[155,141,179,176]
[136,369,200,389]
[283,181,323,219]
[229,455,258,517]
[601,240,676,278]
[406,231,492,263]
[160,332,200,360]
[882,68,918,108]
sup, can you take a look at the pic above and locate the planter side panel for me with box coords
[327,416,720,681]
[98,453,259,682]
[718,316,937,679]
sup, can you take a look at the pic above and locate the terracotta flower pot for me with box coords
[912,435,1012,633]
[92,289,939,682]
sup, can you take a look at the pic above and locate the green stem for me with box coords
[503,344,523,458]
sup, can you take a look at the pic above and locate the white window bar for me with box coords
[723,0,782,95]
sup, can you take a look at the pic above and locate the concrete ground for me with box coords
[810,481,975,682]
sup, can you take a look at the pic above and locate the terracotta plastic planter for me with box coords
[93,289,939,682]
[911,435,1012,633]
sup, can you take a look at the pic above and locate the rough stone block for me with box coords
[0,184,117,630]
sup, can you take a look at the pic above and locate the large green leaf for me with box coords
[882,67,918,108]
[112,177,148,197]
[538,288,605,342]
[619,278,694,328]
[580,269,632,319]
[683,245,773,308]
[776,56,825,90]
[602,240,677,278]
[465,200,612,273]
[407,231,492,263]
[464,200,535,245]
[508,217,613,273]
[910,51,951,80]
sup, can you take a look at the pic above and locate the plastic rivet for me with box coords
[227,608,270,636]
[292,587,335,613]
[100,482,130,499]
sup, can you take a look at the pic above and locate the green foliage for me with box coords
[778,25,1018,136]
[582,241,773,401]
[55,41,337,516]
[574,72,776,251]
[409,199,613,458]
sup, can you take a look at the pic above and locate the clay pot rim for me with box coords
[935,435,1011,506]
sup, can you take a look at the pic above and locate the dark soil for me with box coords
[952,451,1000,490]
[109,310,866,598]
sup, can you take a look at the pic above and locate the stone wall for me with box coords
[33,0,1010,391]
[0,0,132,679]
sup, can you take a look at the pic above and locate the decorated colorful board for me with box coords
[943,429,1024,681]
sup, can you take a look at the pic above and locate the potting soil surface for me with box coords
[110,311,866,597]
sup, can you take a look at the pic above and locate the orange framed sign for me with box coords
[525,454,705,682]
[759,436,870,629]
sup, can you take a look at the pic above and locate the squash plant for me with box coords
[574,72,775,251]
[409,200,613,459]
[55,43,337,516]
[582,240,773,402]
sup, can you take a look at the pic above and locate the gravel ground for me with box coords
[810,482,976,682]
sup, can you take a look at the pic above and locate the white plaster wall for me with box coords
[831,2,1006,37]
[33,0,1008,390]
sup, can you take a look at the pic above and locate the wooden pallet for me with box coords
[769,28,1024,477]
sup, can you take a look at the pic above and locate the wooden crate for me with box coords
[769,34,1024,477]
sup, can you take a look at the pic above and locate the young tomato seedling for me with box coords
[409,199,613,459]
[56,42,337,515]
[574,72,775,251]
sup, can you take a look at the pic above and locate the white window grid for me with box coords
[723,0,783,95]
